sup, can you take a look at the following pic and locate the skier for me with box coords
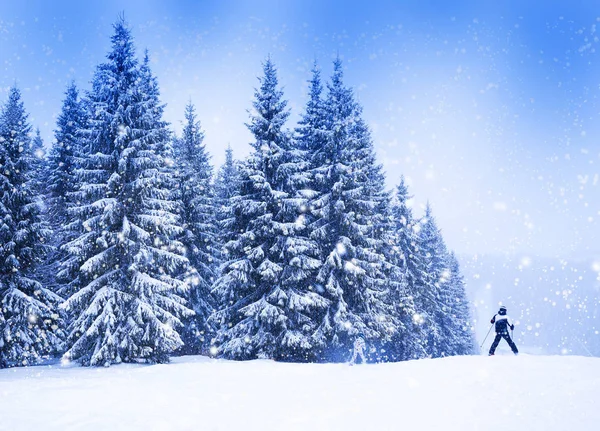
[349,334,367,365]
[488,305,519,356]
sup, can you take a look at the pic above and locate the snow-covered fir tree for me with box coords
[172,101,217,354]
[415,205,475,357]
[385,177,427,361]
[306,58,394,362]
[32,128,45,155]
[47,82,88,298]
[31,127,62,304]
[214,145,240,202]
[414,203,449,357]
[212,58,327,361]
[213,145,241,249]
[296,62,327,155]
[438,251,476,356]
[270,64,330,362]
[61,19,192,366]
[30,128,47,197]
[47,83,87,233]
[291,63,338,360]
[0,86,63,368]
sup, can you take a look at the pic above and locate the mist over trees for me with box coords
[0,18,476,367]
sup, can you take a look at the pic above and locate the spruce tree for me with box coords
[213,145,241,247]
[0,86,63,368]
[439,252,476,356]
[30,128,47,196]
[386,177,427,361]
[47,82,88,298]
[306,59,393,362]
[61,19,191,366]
[271,66,329,361]
[390,178,423,302]
[293,63,339,360]
[214,146,240,201]
[416,205,475,357]
[212,58,326,361]
[32,128,45,156]
[296,62,327,155]
[415,203,448,357]
[47,82,88,226]
[173,101,217,354]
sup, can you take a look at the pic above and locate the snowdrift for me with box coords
[0,353,598,430]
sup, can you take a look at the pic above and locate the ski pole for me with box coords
[480,324,493,349]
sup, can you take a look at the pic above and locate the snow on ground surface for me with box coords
[1,353,599,431]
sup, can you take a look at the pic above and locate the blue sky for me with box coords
[1,0,599,260]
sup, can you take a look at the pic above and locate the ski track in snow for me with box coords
[0,354,598,431]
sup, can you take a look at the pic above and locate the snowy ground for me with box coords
[1,353,599,431]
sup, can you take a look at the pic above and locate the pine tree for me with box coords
[214,146,240,201]
[213,145,241,246]
[292,63,339,360]
[386,177,427,361]
[48,83,87,228]
[416,205,475,357]
[47,82,88,298]
[32,129,45,155]
[173,101,217,355]
[0,86,63,368]
[61,19,192,366]
[390,178,423,301]
[439,252,476,355]
[31,126,62,307]
[305,58,394,362]
[212,58,326,361]
[296,62,327,155]
[30,128,47,196]
[415,203,448,357]
[270,65,329,361]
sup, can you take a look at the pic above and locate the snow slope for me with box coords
[0,354,598,431]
